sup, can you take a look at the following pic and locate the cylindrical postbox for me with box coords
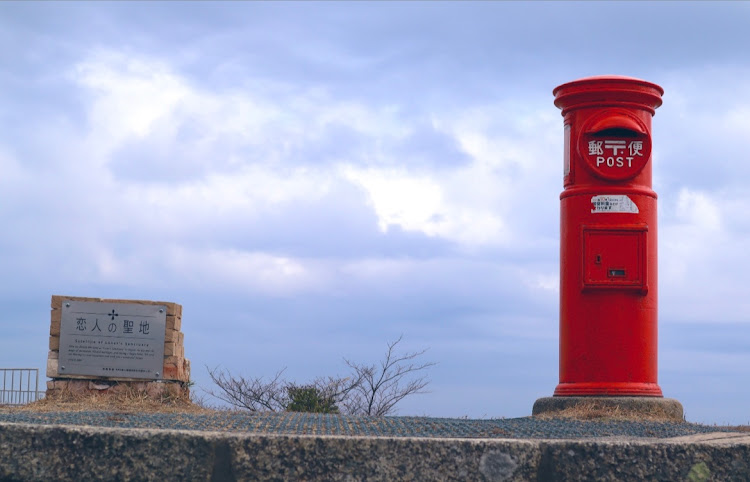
[554,76,664,397]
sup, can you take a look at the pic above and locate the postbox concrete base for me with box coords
[532,396,684,421]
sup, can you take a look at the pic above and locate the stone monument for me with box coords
[46,295,190,399]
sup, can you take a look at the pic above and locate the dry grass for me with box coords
[715,425,750,432]
[0,388,214,415]
[534,400,683,422]
[4,393,749,429]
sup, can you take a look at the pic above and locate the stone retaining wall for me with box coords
[0,422,748,481]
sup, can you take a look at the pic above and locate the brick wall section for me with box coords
[47,295,190,396]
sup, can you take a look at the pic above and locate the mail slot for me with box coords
[578,110,652,181]
[553,76,664,397]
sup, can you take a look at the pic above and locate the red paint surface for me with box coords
[553,76,664,397]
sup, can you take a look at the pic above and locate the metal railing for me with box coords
[0,368,41,405]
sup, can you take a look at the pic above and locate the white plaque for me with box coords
[590,194,639,214]
[58,300,166,379]
[563,124,571,177]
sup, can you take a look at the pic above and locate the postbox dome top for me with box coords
[553,75,664,115]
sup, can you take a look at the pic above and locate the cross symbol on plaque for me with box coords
[107,309,119,321]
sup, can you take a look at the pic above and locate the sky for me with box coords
[1,1,749,424]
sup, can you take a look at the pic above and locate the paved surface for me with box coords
[0,410,740,439]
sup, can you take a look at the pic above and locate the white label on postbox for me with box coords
[590,195,639,214]
[563,124,571,177]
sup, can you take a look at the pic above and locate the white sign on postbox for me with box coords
[590,195,639,214]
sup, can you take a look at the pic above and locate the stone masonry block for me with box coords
[49,336,59,351]
[163,356,184,367]
[164,342,178,357]
[164,329,184,345]
[165,329,178,343]
[162,364,187,382]
[50,318,60,336]
[166,315,181,331]
[46,380,91,396]
[52,295,100,309]
[46,358,58,378]
[169,303,182,318]
[48,350,59,360]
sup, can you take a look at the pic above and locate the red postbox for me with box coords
[554,76,664,397]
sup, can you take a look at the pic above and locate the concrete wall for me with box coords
[1,422,748,481]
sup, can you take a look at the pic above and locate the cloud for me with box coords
[660,187,750,324]
[675,188,722,231]
[58,49,564,258]
[72,51,190,155]
[167,248,324,297]
[343,166,505,246]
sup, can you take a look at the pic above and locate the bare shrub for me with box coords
[206,336,434,416]
[205,368,289,412]
[344,335,436,416]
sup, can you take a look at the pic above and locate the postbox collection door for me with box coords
[582,226,647,291]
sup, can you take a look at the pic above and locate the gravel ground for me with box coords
[0,411,740,439]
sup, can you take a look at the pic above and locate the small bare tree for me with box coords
[206,367,288,412]
[344,335,436,416]
[205,336,434,416]
[310,374,364,406]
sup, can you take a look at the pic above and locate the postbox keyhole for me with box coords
[595,254,602,265]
